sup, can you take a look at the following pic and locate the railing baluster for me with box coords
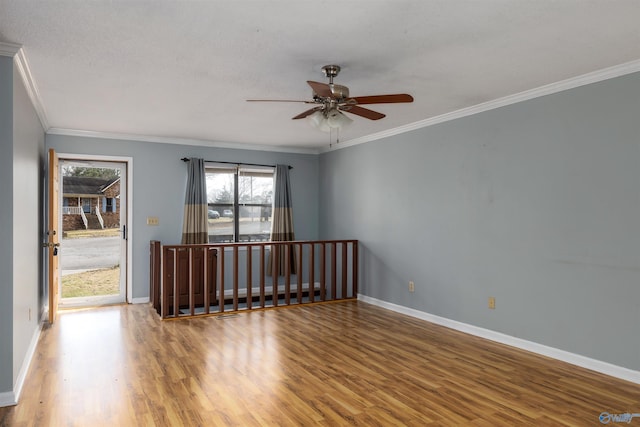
[284,244,290,305]
[233,246,239,311]
[272,243,279,307]
[331,243,337,301]
[342,242,348,300]
[308,243,315,303]
[219,247,225,313]
[246,245,252,310]
[320,243,326,301]
[215,246,220,313]
[296,243,302,304]
[260,245,265,308]
[189,248,195,316]
[173,249,178,318]
[203,247,210,315]
[161,246,168,319]
[352,242,358,297]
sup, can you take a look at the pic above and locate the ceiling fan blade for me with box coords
[292,107,323,120]
[342,105,386,120]
[348,94,414,105]
[307,81,333,98]
[247,99,313,103]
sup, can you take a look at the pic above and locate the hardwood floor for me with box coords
[1,301,639,426]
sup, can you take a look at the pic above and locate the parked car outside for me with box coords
[208,209,220,219]
[222,209,233,218]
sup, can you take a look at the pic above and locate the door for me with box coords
[47,148,60,323]
[164,247,217,312]
[58,158,128,307]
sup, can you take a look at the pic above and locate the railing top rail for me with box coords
[162,239,358,250]
[62,206,83,212]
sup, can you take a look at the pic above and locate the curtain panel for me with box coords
[269,164,296,275]
[181,158,208,244]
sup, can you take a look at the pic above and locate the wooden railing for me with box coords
[62,206,83,214]
[150,240,358,319]
[79,208,88,229]
[95,206,104,229]
[62,206,89,228]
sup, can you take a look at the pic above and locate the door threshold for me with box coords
[58,301,128,312]
[59,295,126,309]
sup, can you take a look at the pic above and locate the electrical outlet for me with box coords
[147,216,159,226]
[409,281,415,292]
[488,297,496,309]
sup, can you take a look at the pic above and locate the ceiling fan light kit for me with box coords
[327,108,353,128]
[307,110,330,132]
[307,108,353,132]
[247,64,414,134]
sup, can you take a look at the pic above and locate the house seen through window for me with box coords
[206,166,274,243]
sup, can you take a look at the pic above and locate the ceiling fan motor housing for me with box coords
[329,84,349,99]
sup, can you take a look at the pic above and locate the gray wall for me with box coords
[0,56,14,395]
[46,135,320,299]
[0,56,45,396]
[319,72,640,371]
[12,60,46,385]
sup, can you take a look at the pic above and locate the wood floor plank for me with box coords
[1,301,639,426]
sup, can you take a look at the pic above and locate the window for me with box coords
[104,197,114,213]
[82,198,91,213]
[206,166,274,243]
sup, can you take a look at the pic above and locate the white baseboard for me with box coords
[12,323,43,404]
[0,323,42,408]
[358,294,640,385]
[130,297,150,304]
[0,391,16,407]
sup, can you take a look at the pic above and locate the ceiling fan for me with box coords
[247,65,414,131]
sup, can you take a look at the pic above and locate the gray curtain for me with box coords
[269,164,296,275]
[181,158,208,244]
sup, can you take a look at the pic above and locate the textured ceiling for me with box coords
[1,1,640,151]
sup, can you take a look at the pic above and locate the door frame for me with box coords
[47,149,60,323]
[57,153,134,303]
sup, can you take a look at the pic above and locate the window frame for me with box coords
[206,165,274,243]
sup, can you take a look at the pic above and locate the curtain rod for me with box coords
[180,157,292,170]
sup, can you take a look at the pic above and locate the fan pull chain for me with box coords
[328,127,341,148]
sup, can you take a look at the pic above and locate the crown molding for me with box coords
[321,58,640,153]
[0,42,50,130]
[14,49,50,130]
[47,128,321,155]
[0,41,21,57]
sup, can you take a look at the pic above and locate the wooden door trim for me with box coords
[47,148,60,323]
